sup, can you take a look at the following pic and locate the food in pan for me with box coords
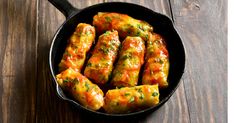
[59,23,95,72]
[56,68,104,111]
[56,12,170,114]
[93,12,153,41]
[111,36,145,87]
[103,85,159,114]
[84,30,121,84]
[142,33,169,88]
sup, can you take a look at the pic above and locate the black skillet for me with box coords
[48,0,186,118]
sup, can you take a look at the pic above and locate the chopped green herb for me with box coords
[104,31,111,35]
[152,92,158,97]
[125,93,130,96]
[145,34,149,40]
[86,31,91,35]
[110,39,116,43]
[140,93,144,100]
[99,47,110,54]
[105,16,112,22]
[85,83,90,92]
[129,97,135,103]
[136,88,142,93]
[109,45,115,51]
[63,78,69,83]
[136,31,141,36]
[159,59,164,64]
[137,24,141,28]
[105,62,110,66]
[127,29,131,35]
[121,54,131,60]
[137,24,144,31]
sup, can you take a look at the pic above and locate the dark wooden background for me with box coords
[0,0,227,122]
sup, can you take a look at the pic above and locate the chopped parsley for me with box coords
[86,31,91,35]
[124,93,130,96]
[127,29,131,35]
[105,16,112,22]
[152,92,158,97]
[99,47,110,54]
[136,31,141,36]
[85,83,90,92]
[129,97,135,103]
[136,88,142,93]
[104,31,111,35]
[145,34,149,40]
[140,93,144,100]
[137,24,145,31]
[63,78,69,83]
[159,59,164,64]
[121,54,131,60]
[137,24,141,29]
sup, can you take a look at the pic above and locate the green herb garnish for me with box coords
[140,93,144,100]
[136,88,142,93]
[99,47,110,54]
[159,59,164,64]
[127,29,131,35]
[145,34,149,40]
[121,54,131,60]
[136,31,140,36]
[152,92,158,97]
[86,31,91,35]
[105,16,112,22]
[85,83,90,92]
[63,78,69,83]
[125,93,130,96]
[104,31,111,35]
[129,97,135,103]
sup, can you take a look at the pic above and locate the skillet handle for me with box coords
[48,0,79,18]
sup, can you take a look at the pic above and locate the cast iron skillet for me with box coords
[48,0,186,118]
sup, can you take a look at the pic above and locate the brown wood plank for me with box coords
[36,1,104,123]
[0,0,37,123]
[105,0,172,16]
[169,0,227,122]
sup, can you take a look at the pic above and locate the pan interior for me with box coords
[50,2,185,117]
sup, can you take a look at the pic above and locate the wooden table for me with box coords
[0,0,227,122]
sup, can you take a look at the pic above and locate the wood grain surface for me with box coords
[0,0,227,123]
